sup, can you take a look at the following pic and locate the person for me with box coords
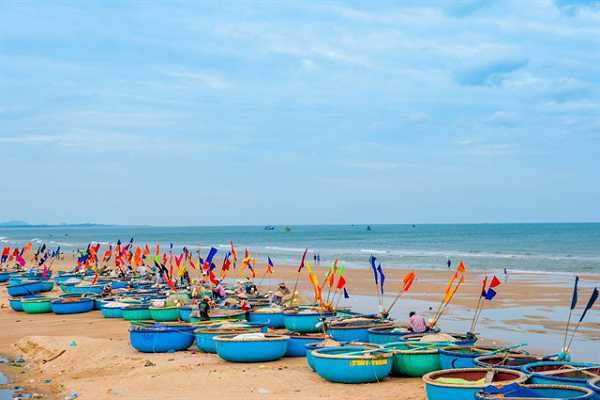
[447,258,451,269]
[244,277,258,295]
[212,280,225,299]
[197,296,211,321]
[408,311,429,333]
[271,282,291,305]
[504,268,509,283]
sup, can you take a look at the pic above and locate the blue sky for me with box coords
[1,0,599,225]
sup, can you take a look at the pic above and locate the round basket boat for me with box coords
[285,332,327,357]
[383,342,442,377]
[122,305,152,321]
[283,310,334,333]
[423,368,529,400]
[305,342,382,371]
[9,295,44,312]
[101,303,125,318]
[588,378,599,399]
[149,306,181,322]
[475,354,549,370]
[129,324,195,353]
[0,271,13,282]
[327,319,394,342]
[208,309,246,322]
[475,383,594,400]
[522,362,600,388]
[440,346,523,369]
[214,333,289,363]
[7,281,46,297]
[402,332,477,346]
[195,328,260,353]
[311,345,393,384]
[22,297,54,314]
[179,305,193,322]
[51,298,94,314]
[248,308,285,328]
[68,284,104,295]
[367,326,412,344]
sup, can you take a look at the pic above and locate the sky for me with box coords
[1,0,599,226]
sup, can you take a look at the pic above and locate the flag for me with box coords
[403,272,416,291]
[306,260,322,302]
[457,261,465,273]
[241,248,250,269]
[489,275,501,289]
[230,241,238,262]
[570,276,579,310]
[481,276,488,297]
[222,252,231,271]
[578,287,598,323]
[327,259,338,287]
[266,256,274,274]
[444,275,464,304]
[16,254,26,267]
[370,255,378,285]
[190,258,197,270]
[155,242,160,256]
[336,274,346,290]
[377,263,385,294]
[297,248,308,272]
[209,270,218,284]
[484,288,497,300]
[343,287,350,299]
[206,247,218,265]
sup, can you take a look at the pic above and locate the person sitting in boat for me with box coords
[244,277,258,295]
[212,280,225,299]
[408,311,430,333]
[271,282,290,305]
[102,282,113,297]
[197,296,211,321]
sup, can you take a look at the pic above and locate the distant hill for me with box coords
[0,220,30,226]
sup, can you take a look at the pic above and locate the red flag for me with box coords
[143,244,150,257]
[403,272,416,291]
[457,261,465,273]
[336,275,346,290]
[489,275,501,288]
[297,248,308,272]
[1,247,9,256]
[230,241,238,262]
[155,242,160,256]
[481,276,488,297]
[209,270,218,284]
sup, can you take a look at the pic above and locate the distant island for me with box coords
[0,221,108,228]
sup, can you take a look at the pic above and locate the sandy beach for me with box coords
[1,258,599,400]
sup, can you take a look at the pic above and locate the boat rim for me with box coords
[422,367,528,388]
[213,334,290,342]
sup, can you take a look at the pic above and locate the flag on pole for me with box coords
[403,272,416,291]
[266,257,274,274]
[370,255,378,285]
[297,248,308,272]
[230,241,238,262]
[377,263,385,294]
[570,276,579,310]
[343,287,350,299]
[578,287,599,323]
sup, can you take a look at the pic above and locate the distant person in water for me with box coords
[408,311,429,333]
[504,268,509,283]
[447,259,451,269]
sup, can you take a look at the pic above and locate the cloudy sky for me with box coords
[1,0,599,225]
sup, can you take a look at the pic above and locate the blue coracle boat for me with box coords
[588,378,599,399]
[423,368,529,400]
[285,333,326,357]
[7,280,47,296]
[0,271,14,282]
[179,305,193,322]
[475,383,594,400]
[51,298,95,314]
[439,346,498,369]
[523,362,600,389]
[327,319,392,342]
[214,333,289,362]
[248,309,285,328]
[310,345,393,384]
[367,326,412,344]
[283,311,333,333]
[195,328,259,353]
[9,295,44,311]
[130,324,195,353]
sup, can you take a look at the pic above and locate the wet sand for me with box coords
[0,258,599,399]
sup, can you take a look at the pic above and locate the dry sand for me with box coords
[1,258,599,399]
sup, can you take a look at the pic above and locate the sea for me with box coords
[1,223,599,274]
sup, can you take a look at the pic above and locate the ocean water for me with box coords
[1,223,599,274]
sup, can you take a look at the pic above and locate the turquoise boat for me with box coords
[248,309,285,328]
[179,305,193,322]
[285,333,326,357]
[51,298,94,314]
[7,280,46,296]
[588,378,599,399]
[311,346,393,384]
[475,354,548,370]
[122,305,152,321]
[305,342,381,371]
[214,333,289,363]
[383,342,442,377]
[9,295,43,312]
[101,303,125,318]
[283,310,334,333]
[130,324,195,353]
[39,281,54,292]
[0,271,14,282]
[367,326,412,344]
[401,332,477,346]
[523,362,600,389]
[439,346,521,369]
[423,368,528,400]
[475,383,594,400]
[327,319,393,342]
[195,328,259,353]
[22,297,54,314]
[149,306,180,322]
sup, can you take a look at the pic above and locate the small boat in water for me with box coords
[423,368,528,400]
[310,345,393,384]
[214,333,289,363]
[523,362,600,388]
[475,383,594,400]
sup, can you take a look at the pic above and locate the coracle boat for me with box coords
[149,306,181,322]
[475,383,594,400]
[367,326,413,344]
[179,305,193,322]
[523,362,600,388]
[423,368,528,400]
[283,309,334,333]
[208,309,246,322]
[122,305,152,321]
[402,332,477,346]
[439,346,523,369]
[59,282,103,295]
[248,306,285,328]
[305,341,381,371]
[51,297,94,314]
[285,332,327,357]
[195,327,260,353]
[588,377,599,399]
[383,342,442,377]
[129,324,195,353]
[7,280,49,296]
[101,302,127,318]
[214,333,289,363]
[475,354,550,370]
[21,297,54,314]
[0,271,14,282]
[9,295,44,312]
[310,345,393,384]
[326,317,393,342]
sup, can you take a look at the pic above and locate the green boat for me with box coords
[22,297,54,314]
[383,342,442,377]
[190,309,246,323]
[149,306,180,322]
[122,305,152,321]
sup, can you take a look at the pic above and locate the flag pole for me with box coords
[562,276,579,351]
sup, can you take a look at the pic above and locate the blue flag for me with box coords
[343,287,350,299]
[370,255,378,284]
[578,288,598,323]
[206,247,218,265]
[268,257,274,267]
[484,288,497,300]
[570,276,579,310]
[377,263,385,294]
